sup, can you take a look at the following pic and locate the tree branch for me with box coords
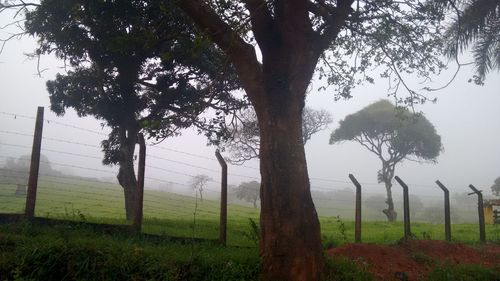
[176,0,264,103]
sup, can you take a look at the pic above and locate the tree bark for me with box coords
[381,163,397,222]
[256,79,323,281]
[382,179,397,222]
[117,127,139,221]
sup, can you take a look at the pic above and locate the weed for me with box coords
[336,216,348,243]
[325,255,373,281]
[411,251,434,266]
[421,231,432,240]
[427,263,500,281]
[243,218,260,246]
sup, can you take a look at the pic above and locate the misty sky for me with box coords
[0,16,499,203]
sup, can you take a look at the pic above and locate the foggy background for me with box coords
[1,16,499,221]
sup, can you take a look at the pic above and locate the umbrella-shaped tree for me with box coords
[330,100,442,221]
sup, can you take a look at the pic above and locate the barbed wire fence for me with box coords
[0,108,495,245]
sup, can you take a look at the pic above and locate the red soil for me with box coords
[327,240,500,281]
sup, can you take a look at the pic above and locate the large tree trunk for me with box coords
[173,2,342,279]
[257,88,323,281]
[117,127,139,221]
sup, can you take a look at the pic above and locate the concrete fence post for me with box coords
[395,176,411,239]
[468,184,486,243]
[435,180,451,241]
[348,174,362,243]
[215,149,227,246]
[25,106,44,219]
[133,133,146,232]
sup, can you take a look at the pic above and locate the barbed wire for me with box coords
[0,111,109,136]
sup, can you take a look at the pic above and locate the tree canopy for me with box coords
[190,174,211,201]
[491,177,500,196]
[235,181,260,208]
[330,99,442,221]
[23,0,242,220]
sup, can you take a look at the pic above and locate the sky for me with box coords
[0,12,499,203]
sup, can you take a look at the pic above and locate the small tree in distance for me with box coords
[190,174,211,201]
[236,181,260,208]
[330,100,442,222]
[491,177,500,196]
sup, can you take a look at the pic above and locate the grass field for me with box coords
[1,177,499,247]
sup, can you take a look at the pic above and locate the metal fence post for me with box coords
[435,180,451,241]
[25,107,44,219]
[394,176,411,239]
[468,184,486,243]
[215,149,227,246]
[348,174,362,243]
[133,133,146,232]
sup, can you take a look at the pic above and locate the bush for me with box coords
[427,263,500,281]
[324,256,373,281]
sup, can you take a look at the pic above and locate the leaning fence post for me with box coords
[394,176,411,239]
[435,180,451,242]
[133,133,146,233]
[215,149,227,246]
[348,174,362,243]
[468,184,486,243]
[25,106,44,219]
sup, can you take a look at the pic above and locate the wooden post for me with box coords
[215,149,227,246]
[25,107,44,219]
[468,184,486,243]
[348,174,362,243]
[394,176,411,239]
[435,180,451,242]
[133,133,146,232]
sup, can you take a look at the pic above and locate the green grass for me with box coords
[0,222,497,281]
[1,178,499,247]
[0,221,261,281]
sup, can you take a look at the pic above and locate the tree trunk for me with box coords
[382,179,397,222]
[257,93,324,281]
[174,2,327,279]
[253,199,257,209]
[117,127,139,221]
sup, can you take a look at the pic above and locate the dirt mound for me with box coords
[328,240,500,281]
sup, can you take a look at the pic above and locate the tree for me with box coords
[175,1,450,279]
[0,154,59,184]
[23,0,241,220]
[190,174,211,201]
[330,100,442,221]
[439,0,500,84]
[236,181,260,208]
[491,177,500,196]
[225,107,333,164]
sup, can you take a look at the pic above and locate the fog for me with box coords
[1,24,499,212]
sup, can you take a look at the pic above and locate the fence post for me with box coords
[133,133,146,232]
[215,149,227,246]
[348,174,362,243]
[435,180,451,242]
[25,106,44,219]
[468,184,486,243]
[394,176,411,239]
